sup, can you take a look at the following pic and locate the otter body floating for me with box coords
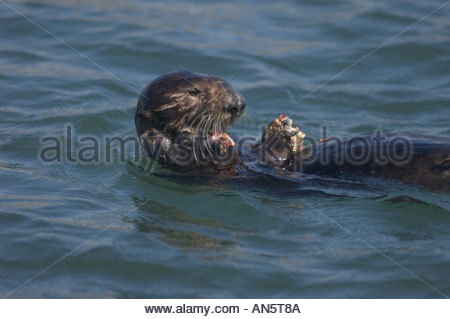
[136,71,450,190]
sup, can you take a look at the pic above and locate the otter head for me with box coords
[136,71,246,139]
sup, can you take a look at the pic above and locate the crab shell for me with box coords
[268,115,307,153]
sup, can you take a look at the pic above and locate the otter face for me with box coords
[136,71,246,137]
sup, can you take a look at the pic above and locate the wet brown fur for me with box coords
[135,71,245,169]
[135,71,450,190]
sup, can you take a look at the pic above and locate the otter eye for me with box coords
[187,88,201,95]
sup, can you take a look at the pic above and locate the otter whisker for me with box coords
[192,113,211,161]
[192,137,199,164]
[189,111,207,132]
[212,115,218,135]
[203,115,216,158]
[190,111,206,165]
[192,117,206,165]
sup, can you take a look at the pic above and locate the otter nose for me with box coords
[227,94,246,115]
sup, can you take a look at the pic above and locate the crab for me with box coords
[267,114,306,153]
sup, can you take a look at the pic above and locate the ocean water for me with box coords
[0,0,449,298]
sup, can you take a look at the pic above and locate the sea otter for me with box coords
[136,71,450,190]
[135,71,245,172]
